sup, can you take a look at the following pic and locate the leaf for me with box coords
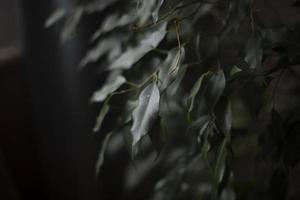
[188,71,213,121]
[168,47,185,77]
[158,48,180,90]
[61,7,83,42]
[205,69,226,112]
[93,101,110,132]
[91,14,134,41]
[230,66,242,77]
[167,64,187,95]
[158,48,185,91]
[152,0,165,23]
[109,46,152,70]
[136,0,157,25]
[131,83,160,151]
[215,97,232,137]
[141,22,167,47]
[245,32,263,70]
[190,115,210,133]
[45,9,66,28]
[92,75,126,102]
[110,23,167,70]
[221,187,235,200]
[80,37,122,68]
[95,131,113,176]
[214,139,227,184]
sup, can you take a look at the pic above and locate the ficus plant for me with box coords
[46,0,300,199]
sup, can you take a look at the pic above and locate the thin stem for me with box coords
[111,70,158,96]
[169,19,182,75]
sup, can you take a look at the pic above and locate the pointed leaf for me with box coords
[136,0,157,25]
[92,75,126,102]
[157,46,185,94]
[205,69,226,111]
[95,131,113,176]
[214,139,227,184]
[152,0,165,23]
[188,71,213,121]
[80,38,121,68]
[131,83,160,149]
[141,23,167,47]
[45,9,66,28]
[110,23,167,70]
[245,33,263,69]
[61,8,83,42]
[93,102,110,132]
[215,97,232,137]
[91,14,134,41]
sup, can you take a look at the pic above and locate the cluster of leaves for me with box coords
[47,0,300,199]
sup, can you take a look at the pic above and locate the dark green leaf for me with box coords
[214,139,227,184]
[245,33,263,70]
[215,97,232,137]
[95,131,113,176]
[93,101,110,132]
[188,71,213,121]
[148,115,165,156]
[205,69,226,112]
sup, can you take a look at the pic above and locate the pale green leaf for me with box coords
[91,14,134,41]
[92,75,126,102]
[215,97,232,137]
[61,7,83,42]
[110,23,167,70]
[80,38,121,68]
[95,131,113,176]
[141,23,167,47]
[152,0,165,23]
[136,0,156,25]
[45,9,66,28]
[131,83,160,150]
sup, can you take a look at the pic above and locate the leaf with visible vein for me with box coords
[110,23,167,70]
[188,71,213,121]
[131,83,160,152]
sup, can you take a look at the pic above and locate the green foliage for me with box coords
[47,0,300,199]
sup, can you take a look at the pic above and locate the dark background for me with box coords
[0,0,299,200]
